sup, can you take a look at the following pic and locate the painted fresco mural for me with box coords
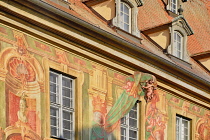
[0,23,210,140]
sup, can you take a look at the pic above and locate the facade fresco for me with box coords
[0,23,210,140]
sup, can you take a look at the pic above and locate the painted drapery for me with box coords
[91,71,157,139]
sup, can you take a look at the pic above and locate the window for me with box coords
[112,0,141,38]
[167,16,193,63]
[121,102,139,140]
[50,70,75,140]
[173,31,183,59]
[170,0,177,13]
[176,115,191,140]
[120,2,131,32]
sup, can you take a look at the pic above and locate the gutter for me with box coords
[3,0,210,91]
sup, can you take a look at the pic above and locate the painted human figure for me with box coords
[146,90,160,117]
[198,118,210,140]
[147,115,165,140]
[91,96,108,140]
[153,115,166,140]
[17,96,28,123]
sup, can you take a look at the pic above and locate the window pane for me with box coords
[63,130,71,139]
[63,111,72,120]
[63,120,71,129]
[121,3,123,11]
[182,120,188,127]
[129,130,137,138]
[124,15,129,24]
[121,117,127,125]
[129,110,137,119]
[63,98,73,108]
[174,33,177,40]
[177,35,181,42]
[121,127,126,137]
[50,83,58,93]
[50,93,57,103]
[121,136,126,140]
[50,72,58,83]
[50,107,58,116]
[184,127,188,135]
[124,4,129,14]
[63,77,71,88]
[51,127,58,136]
[124,24,129,32]
[51,117,57,126]
[129,118,137,127]
[177,51,181,58]
[63,87,71,97]
[132,103,137,110]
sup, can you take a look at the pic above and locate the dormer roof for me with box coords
[172,15,194,36]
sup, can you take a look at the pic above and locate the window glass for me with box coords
[50,71,74,140]
[171,0,177,13]
[120,102,139,140]
[174,31,183,59]
[120,2,131,32]
[176,115,190,140]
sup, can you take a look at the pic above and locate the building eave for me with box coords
[0,0,210,95]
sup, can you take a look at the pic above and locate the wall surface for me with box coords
[92,0,116,20]
[147,29,170,49]
[199,58,210,71]
[0,20,210,140]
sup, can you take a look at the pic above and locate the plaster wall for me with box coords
[92,0,116,20]
[147,29,170,49]
[200,57,210,71]
[0,22,210,140]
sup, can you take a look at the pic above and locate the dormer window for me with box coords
[167,0,187,15]
[112,0,143,38]
[170,0,177,13]
[166,16,193,64]
[120,2,131,32]
[173,31,183,59]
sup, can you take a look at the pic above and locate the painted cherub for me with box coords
[142,79,156,102]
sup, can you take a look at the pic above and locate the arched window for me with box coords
[111,0,141,38]
[173,31,183,59]
[120,2,131,32]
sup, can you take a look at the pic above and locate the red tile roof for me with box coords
[138,0,173,31]
[138,0,210,55]
[184,1,210,55]
[41,0,210,81]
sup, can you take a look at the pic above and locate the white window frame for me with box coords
[173,31,183,59]
[120,2,131,33]
[50,70,75,140]
[170,0,178,13]
[176,115,191,140]
[120,102,139,140]
[112,0,140,37]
